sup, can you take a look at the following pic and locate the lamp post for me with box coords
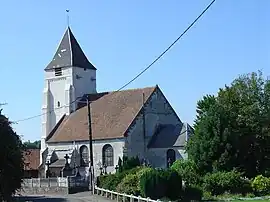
[75,95,94,193]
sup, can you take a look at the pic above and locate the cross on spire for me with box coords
[66,9,70,27]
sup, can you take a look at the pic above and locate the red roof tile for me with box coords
[47,86,156,142]
[23,149,40,170]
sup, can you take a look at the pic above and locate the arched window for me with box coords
[79,145,89,167]
[57,101,60,107]
[102,144,114,166]
[167,149,176,168]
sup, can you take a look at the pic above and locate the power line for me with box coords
[14,0,216,123]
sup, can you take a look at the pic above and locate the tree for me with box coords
[0,109,24,201]
[23,140,41,149]
[187,71,270,177]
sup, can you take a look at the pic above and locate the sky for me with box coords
[0,0,269,142]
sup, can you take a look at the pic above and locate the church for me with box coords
[39,26,193,178]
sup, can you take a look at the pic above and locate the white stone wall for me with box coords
[72,67,97,99]
[41,66,96,164]
[147,148,186,169]
[46,138,124,177]
[125,88,183,167]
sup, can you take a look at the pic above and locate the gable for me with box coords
[126,86,181,136]
[46,86,156,143]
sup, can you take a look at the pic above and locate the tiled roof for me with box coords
[45,27,96,70]
[23,149,40,170]
[47,86,157,142]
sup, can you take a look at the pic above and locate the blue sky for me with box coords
[0,0,269,141]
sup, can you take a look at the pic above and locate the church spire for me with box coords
[45,27,96,71]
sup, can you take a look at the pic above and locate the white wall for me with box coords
[147,148,185,169]
[41,66,96,164]
[72,67,97,98]
[46,138,125,177]
[125,88,182,164]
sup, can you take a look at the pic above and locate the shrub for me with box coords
[182,185,203,201]
[99,166,149,191]
[98,173,125,191]
[116,174,140,195]
[171,159,201,186]
[140,168,182,200]
[203,170,251,196]
[122,156,141,171]
[251,175,270,196]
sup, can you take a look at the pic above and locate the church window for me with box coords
[166,149,176,168]
[79,145,89,167]
[57,101,60,107]
[102,144,114,166]
[55,67,62,76]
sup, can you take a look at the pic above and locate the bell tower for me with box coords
[40,27,97,162]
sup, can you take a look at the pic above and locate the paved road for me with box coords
[15,192,113,202]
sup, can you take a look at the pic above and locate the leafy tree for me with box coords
[23,140,41,149]
[0,109,24,201]
[187,71,270,177]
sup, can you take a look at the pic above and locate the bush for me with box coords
[251,175,270,196]
[98,173,125,191]
[203,170,251,196]
[171,159,201,186]
[182,185,203,201]
[140,168,182,200]
[99,166,149,192]
[116,174,140,195]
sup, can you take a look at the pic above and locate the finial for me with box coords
[66,9,70,27]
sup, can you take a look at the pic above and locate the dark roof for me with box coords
[50,159,66,168]
[46,86,157,142]
[23,149,40,170]
[148,123,192,148]
[45,27,96,70]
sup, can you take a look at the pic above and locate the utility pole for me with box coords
[142,93,146,154]
[86,95,94,193]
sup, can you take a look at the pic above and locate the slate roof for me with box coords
[147,123,193,148]
[45,27,96,70]
[50,159,66,168]
[46,86,157,142]
[23,149,40,170]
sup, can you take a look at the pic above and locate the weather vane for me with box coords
[66,9,70,27]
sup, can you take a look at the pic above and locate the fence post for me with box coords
[138,196,141,202]
[130,195,134,202]
[31,178,33,188]
[116,193,119,202]
[110,192,113,200]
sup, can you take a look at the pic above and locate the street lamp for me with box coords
[75,95,94,193]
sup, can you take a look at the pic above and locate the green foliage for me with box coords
[171,159,201,186]
[99,166,142,191]
[23,140,41,149]
[251,175,270,196]
[116,174,140,195]
[182,185,203,201]
[122,156,141,171]
[117,157,123,173]
[140,168,182,200]
[0,110,24,201]
[202,170,251,196]
[187,71,270,178]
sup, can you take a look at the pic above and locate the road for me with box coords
[15,192,113,202]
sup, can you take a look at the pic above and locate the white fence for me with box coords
[22,177,68,188]
[94,187,163,202]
